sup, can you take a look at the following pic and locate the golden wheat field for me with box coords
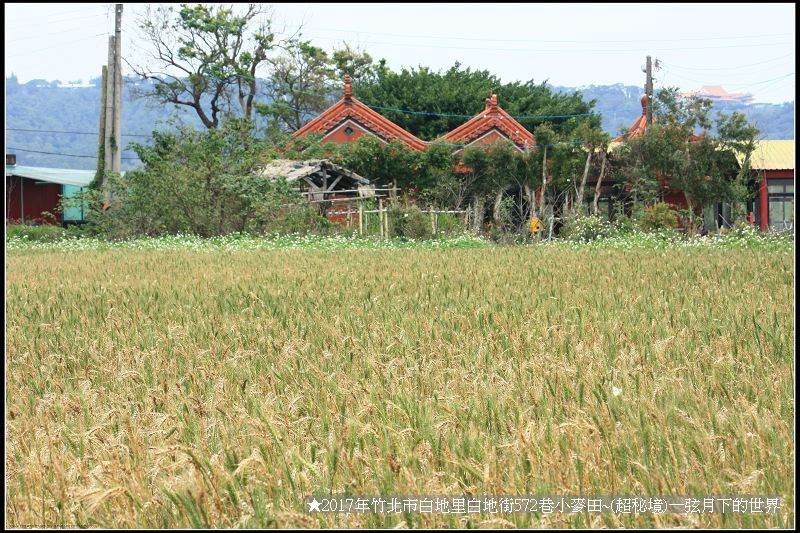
[5,247,794,528]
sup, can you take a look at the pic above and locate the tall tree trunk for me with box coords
[539,146,548,214]
[575,149,593,213]
[684,193,701,235]
[493,189,504,226]
[523,184,535,219]
[472,198,485,234]
[592,151,608,216]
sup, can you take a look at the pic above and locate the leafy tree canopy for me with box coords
[353,62,601,140]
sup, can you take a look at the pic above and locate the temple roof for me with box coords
[293,75,428,151]
[613,95,653,142]
[440,93,535,150]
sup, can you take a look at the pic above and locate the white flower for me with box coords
[612,386,622,397]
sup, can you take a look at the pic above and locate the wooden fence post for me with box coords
[378,198,384,239]
[385,204,390,238]
[359,202,364,236]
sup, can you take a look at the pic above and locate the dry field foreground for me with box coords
[5,247,794,528]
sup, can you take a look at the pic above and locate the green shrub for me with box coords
[559,214,616,242]
[612,214,637,235]
[5,224,67,242]
[434,213,465,236]
[389,205,431,239]
[639,202,679,232]
[726,221,761,239]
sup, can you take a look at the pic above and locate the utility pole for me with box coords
[96,65,107,184]
[645,55,653,132]
[112,3,123,173]
[103,36,115,176]
[101,4,123,205]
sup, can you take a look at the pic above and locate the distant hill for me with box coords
[550,83,795,141]
[5,76,794,170]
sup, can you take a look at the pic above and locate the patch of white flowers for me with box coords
[6,227,792,253]
[538,227,793,252]
[6,232,490,252]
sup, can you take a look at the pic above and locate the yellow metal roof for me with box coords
[738,140,794,171]
[609,139,794,170]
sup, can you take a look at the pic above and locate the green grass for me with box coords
[5,245,794,528]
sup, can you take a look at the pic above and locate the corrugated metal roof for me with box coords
[5,165,95,187]
[738,140,794,171]
[609,140,794,172]
[257,159,369,184]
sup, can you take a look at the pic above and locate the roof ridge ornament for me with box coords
[484,90,499,115]
[344,74,352,102]
[641,94,648,115]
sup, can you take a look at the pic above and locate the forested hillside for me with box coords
[6,75,203,170]
[555,83,795,140]
[6,75,794,170]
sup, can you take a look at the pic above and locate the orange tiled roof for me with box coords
[293,75,428,151]
[614,95,707,143]
[440,93,535,150]
[614,95,653,141]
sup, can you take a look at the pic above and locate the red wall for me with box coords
[467,130,512,147]
[757,169,795,231]
[5,176,62,224]
[322,122,373,145]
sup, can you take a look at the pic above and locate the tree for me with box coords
[255,41,386,133]
[330,43,384,86]
[256,41,335,133]
[352,62,599,140]
[614,87,760,228]
[129,4,286,129]
[86,119,329,238]
[533,124,556,216]
[571,122,611,213]
[333,135,423,192]
[591,147,610,216]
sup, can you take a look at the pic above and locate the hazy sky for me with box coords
[5,3,796,104]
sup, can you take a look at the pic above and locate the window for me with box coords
[767,179,794,229]
[344,126,354,136]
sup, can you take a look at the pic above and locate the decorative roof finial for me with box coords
[641,94,648,115]
[344,74,352,102]
[485,90,499,114]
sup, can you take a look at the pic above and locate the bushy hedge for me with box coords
[5,224,69,242]
[639,202,680,232]
[389,205,431,239]
[559,214,616,242]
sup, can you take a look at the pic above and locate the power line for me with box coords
[277,31,792,53]
[8,33,108,58]
[727,73,795,91]
[748,77,795,98]
[299,26,794,45]
[7,147,140,160]
[10,4,109,23]
[11,11,109,30]
[8,21,110,43]
[7,128,150,138]
[276,103,586,149]
[653,68,794,90]
[365,104,591,120]
[660,54,794,71]
[271,86,595,120]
